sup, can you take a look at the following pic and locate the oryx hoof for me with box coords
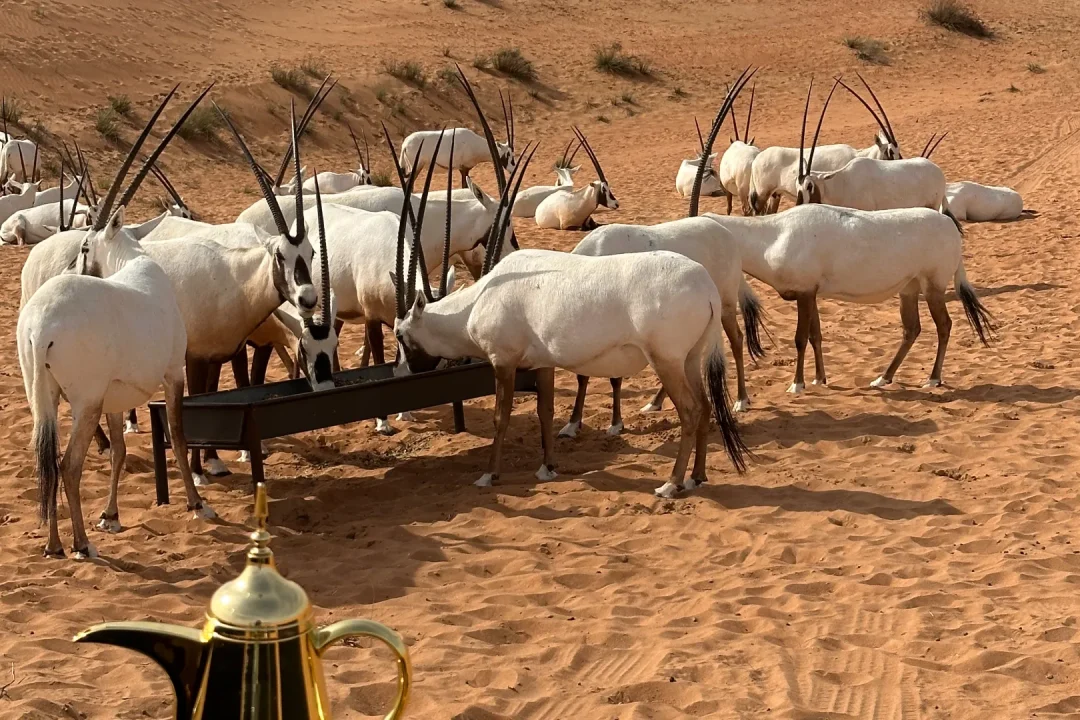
[641,401,664,413]
[193,473,209,487]
[238,443,268,464]
[375,419,396,436]
[557,421,581,439]
[812,378,827,386]
[684,477,705,492]
[43,546,66,559]
[205,458,231,477]
[124,419,140,434]
[732,398,751,413]
[870,376,891,389]
[654,481,681,499]
[474,473,495,488]
[96,512,122,534]
[535,464,558,481]
[923,378,943,388]
[73,542,99,561]
[606,422,624,437]
[190,503,217,520]
[786,382,805,395]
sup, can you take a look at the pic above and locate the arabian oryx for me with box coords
[392,131,749,498]
[534,127,619,230]
[301,123,373,193]
[794,81,949,214]
[945,181,1030,222]
[399,84,516,186]
[697,79,995,396]
[1,99,40,184]
[675,118,723,201]
[511,138,582,218]
[17,84,215,560]
[718,84,761,215]
[748,72,903,214]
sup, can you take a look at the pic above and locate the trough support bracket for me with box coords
[452,400,466,433]
[151,407,170,506]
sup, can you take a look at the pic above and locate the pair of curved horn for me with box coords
[836,72,897,149]
[307,174,332,330]
[920,131,948,159]
[554,137,580,170]
[500,90,515,152]
[64,140,99,207]
[149,163,188,212]
[689,65,758,217]
[271,75,336,187]
[347,122,370,174]
[217,97,306,244]
[571,126,608,185]
[456,66,508,194]
[481,140,539,277]
[92,83,213,232]
[729,83,756,144]
[798,77,842,183]
[57,158,87,232]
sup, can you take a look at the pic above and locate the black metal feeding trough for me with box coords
[148,361,538,504]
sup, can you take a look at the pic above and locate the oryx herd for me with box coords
[6,65,1025,559]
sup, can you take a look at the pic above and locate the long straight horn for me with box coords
[500,91,512,149]
[66,168,86,231]
[73,141,98,205]
[689,65,756,217]
[806,78,842,177]
[94,83,180,231]
[489,140,537,269]
[151,163,186,210]
[440,130,455,300]
[312,173,331,328]
[117,83,214,213]
[798,78,814,182]
[919,133,937,159]
[217,100,290,236]
[408,129,446,304]
[745,83,756,142]
[835,77,890,147]
[30,145,38,184]
[290,99,305,246]
[695,117,708,152]
[273,75,335,187]
[855,71,896,146]
[16,145,26,184]
[346,122,366,173]
[381,122,418,229]
[572,126,607,184]
[555,137,574,169]
[58,159,67,231]
[456,65,507,193]
[392,136,424,319]
[481,139,535,275]
[925,131,948,160]
[729,99,741,143]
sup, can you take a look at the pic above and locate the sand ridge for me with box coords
[2,0,1080,718]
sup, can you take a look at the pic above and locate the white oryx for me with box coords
[392,147,749,498]
[534,126,619,230]
[718,85,761,215]
[749,73,903,214]
[0,101,39,184]
[945,181,1029,222]
[511,138,581,218]
[32,174,83,208]
[399,79,516,185]
[794,83,949,213]
[301,123,373,193]
[0,180,38,225]
[562,216,769,439]
[16,85,215,560]
[675,118,723,200]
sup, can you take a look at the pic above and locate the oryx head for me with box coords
[574,126,618,210]
[149,163,193,219]
[393,128,537,377]
[347,122,373,186]
[795,77,842,207]
[76,84,212,277]
[553,137,582,186]
[294,173,338,391]
[218,99,319,317]
[838,72,902,160]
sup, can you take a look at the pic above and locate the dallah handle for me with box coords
[313,619,411,720]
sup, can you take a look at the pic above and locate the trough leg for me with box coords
[185,358,209,485]
[151,404,170,505]
[201,362,231,477]
[452,401,466,433]
[367,321,395,435]
[244,412,265,495]
[231,346,250,388]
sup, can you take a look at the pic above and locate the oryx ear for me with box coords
[444,265,457,295]
[412,290,427,316]
[467,177,492,207]
[569,165,581,174]
[103,206,126,239]
[388,271,399,292]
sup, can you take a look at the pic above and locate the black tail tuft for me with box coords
[740,293,771,361]
[35,418,60,523]
[748,190,759,216]
[957,282,996,347]
[706,349,749,473]
[943,206,964,236]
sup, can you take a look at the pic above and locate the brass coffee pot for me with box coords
[75,483,411,719]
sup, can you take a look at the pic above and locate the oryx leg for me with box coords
[924,285,953,387]
[608,377,624,435]
[687,348,712,486]
[535,367,557,481]
[642,385,667,412]
[165,372,215,519]
[336,319,348,371]
[367,321,396,435]
[61,403,103,559]
[720,301,750,411]
[788,293,812,394]
[725,191,733,216]
[185,358,210,485]
[231,346,250,388]
[652,359,702,499]
[124,407,140,434]
[95,412,125,534]
[459,168,469,189]
[767,193,781,215]
[93,425,111,454]
[201,361,230,477]
[477,364,517,488]
[807,293,827,386]
[558,375,589,438]
[238,344,273,463]
[872,284,921,388]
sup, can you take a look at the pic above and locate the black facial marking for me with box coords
[396,337,442,374]
[271,251,288,303]
[308,324,331,341]
[312,352,333,385]
[293,255,312,288]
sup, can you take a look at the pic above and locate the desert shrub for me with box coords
[922,0,993,38]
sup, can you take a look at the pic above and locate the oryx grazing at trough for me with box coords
[399,82,516,186]
[675,118,723,201]
[945,181,1030,222]
[719,85,761,215]
[17,85,215,560]
[748,72,903,214]
[794,80,949,213]
[301,123,373,193]
[511,138,581,218]
[692,78,996,395]
[392,132,749,499]
[534,126,619,230]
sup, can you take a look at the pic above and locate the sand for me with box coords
[2,0,1080,717]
